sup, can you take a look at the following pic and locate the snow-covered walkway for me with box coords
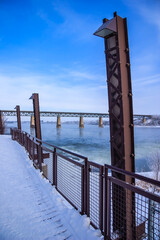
[0,135,101,240]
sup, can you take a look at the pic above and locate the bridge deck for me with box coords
[1,110,152,118]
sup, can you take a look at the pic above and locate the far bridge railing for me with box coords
[11,128,160,240]
[1,110,152,118]
[2,110,153,129]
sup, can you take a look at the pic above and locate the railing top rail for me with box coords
[105,164,160,187]
[32,139,40,145]
[41,145,54,153]
[56,152,84,167]
[35,137,87,160]
[12,128,87,160]
[88,160,103,169]
[109,176,160,203]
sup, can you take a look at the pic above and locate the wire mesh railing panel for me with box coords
[43,151,53,184]
[145,198,160,240]
[109,182,134,240]
[108,177,160,240]
[56,154,84,213]
[87,162,103,231]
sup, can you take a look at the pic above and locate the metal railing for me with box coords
[87,161,103,231]
[11,128,160,239]
[104,165,160,240]
[11,128,87,215]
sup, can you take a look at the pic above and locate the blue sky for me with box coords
[0,0,160,114]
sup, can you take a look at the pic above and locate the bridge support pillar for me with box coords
[30,115,35,128]
[99,116,103,127]
[57,115,61,128]
[79,116,84,128]
[143,117,146,124]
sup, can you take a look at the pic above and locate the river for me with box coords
[6,121,160,172]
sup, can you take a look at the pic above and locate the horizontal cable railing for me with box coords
[11,128,160,239]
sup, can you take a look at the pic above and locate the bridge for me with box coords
[1,110,152,118]
[1,110,152,128]
[2,110,109,118]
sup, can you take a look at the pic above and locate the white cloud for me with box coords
[133,74,160,86]
[0,67,108,113]
[1,62,159,115]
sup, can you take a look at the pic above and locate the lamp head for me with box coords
[93,17,117,38]
[29,94,33,100]
[29,93,39,100]
[14,105,19,110]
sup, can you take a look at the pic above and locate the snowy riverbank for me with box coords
[0,135,102,240]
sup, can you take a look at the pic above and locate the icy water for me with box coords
[6,121,160,172]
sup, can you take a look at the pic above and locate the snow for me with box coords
[0,135,102,240]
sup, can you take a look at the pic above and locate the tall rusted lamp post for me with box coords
[29,93,42,140]
[15,105,21,130]
[94,12,135,239]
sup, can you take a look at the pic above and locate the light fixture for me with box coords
[93,17,117,38]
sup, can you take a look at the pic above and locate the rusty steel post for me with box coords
[0,111,4,134]
[106,13,135,239]
[29,93,42,164]
[94,12,135,239]
[102,13,135,175]
[15,105,21,130]
[30,93,42,140]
